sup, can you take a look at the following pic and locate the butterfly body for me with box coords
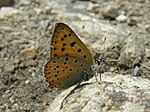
[44,23,100,89]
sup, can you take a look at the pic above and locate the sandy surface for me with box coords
[0,0,150,111]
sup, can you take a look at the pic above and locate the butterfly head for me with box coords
[93,52,101,70]
[95,58,100,65]
[92,57,101,74]
[90,53,101,77]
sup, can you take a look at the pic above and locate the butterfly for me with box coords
[44,22,100,90]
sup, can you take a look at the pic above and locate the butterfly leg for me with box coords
[94,70,102,84]
[98,67,102,84]
[94,73,99,83]
[98,72,102,84]
[95,72,101,84]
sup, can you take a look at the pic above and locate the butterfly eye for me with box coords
[95,58,100,65]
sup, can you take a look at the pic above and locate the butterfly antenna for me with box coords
[94,37,106,61]
[99,37,106,50]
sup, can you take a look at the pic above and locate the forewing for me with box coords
[50,23,94,64]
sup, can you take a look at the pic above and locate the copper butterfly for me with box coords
[44,23,100,89]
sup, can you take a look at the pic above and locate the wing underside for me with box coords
[44,55,91,89]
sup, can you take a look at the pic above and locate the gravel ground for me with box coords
[0,0,150,112]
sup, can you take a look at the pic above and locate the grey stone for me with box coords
[47,75,150,112]
[101,6,119,19]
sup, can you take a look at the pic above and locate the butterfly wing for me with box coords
[44,56,92,89]
[50,23,94,65]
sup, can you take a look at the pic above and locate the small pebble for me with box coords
[25,80,30,84]
[20,48,37,59]
[101,6,119,19]
[116,15,127,22]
